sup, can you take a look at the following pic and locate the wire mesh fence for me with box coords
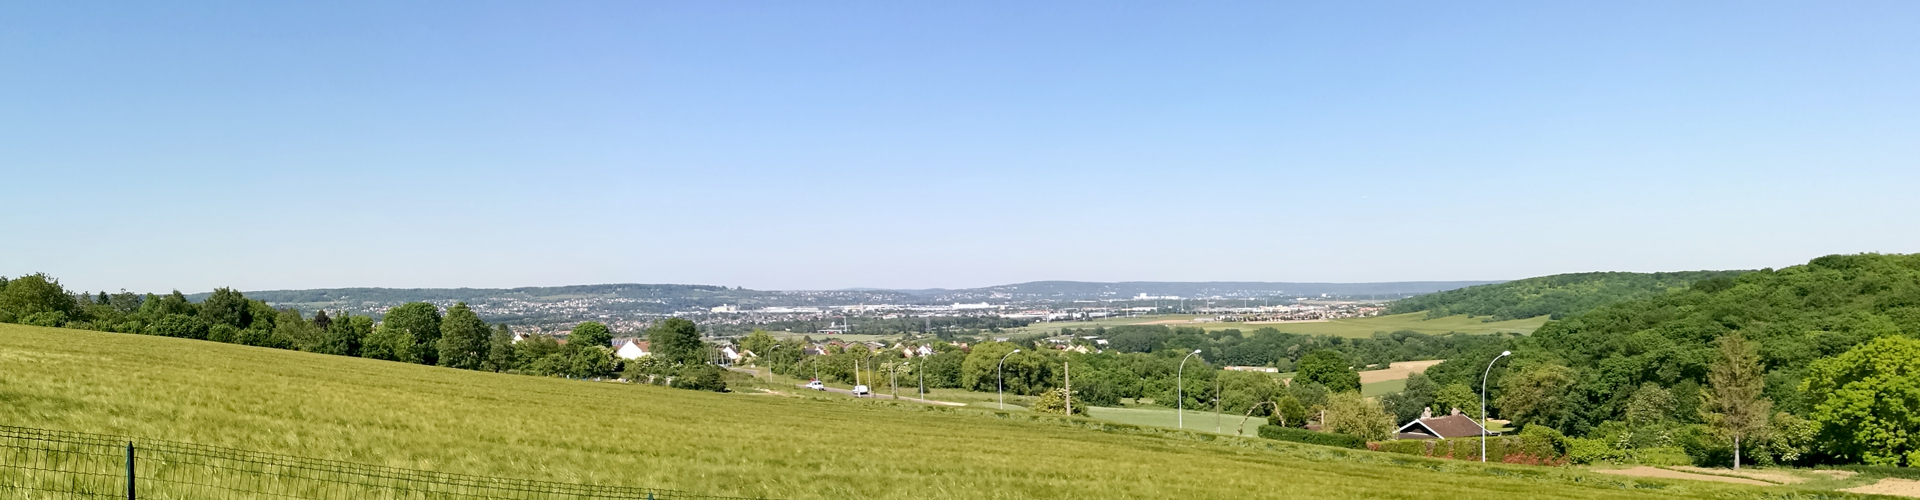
[0,425,768,500]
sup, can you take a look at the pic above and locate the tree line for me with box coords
[0,274,730,392]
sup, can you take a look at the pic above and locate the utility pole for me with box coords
[1215,377,1223,434]
[1064,361,1072,416]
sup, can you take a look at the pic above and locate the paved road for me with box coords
[726,367,965,406]
[794,383,967,406]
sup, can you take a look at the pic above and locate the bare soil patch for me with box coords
[1811,470,1859,480]
[1668,466,1802,484]
[1843,478,1920,498]
[1594,466,1772,486]
[1359,360,1446,384]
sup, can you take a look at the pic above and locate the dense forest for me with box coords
[1058,324,1514,372]
[1410,254,1920,467]
[1385,270,1747,320]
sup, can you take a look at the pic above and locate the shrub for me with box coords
[1377,439,1430,456]
[207,324,239,343]
[20,311,67,327]
[1516,426,1568,459]
[1257,425,1367,449]
[1030,388,1086,416]
[671,365,729,392]
[1565,437,1627,464]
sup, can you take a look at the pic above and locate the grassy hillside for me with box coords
[1386,271,1745,320]
[0,324,1833,499]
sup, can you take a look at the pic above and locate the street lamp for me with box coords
[764,344,782,383]
[1178,349,1203,428]
[1482,350,1512,463]
[888,362,902,399]
[998,349,1021,410]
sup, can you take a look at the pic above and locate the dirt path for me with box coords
[1359,360,1445,384]
[1593,466,1772,486]
[1844,478,1920,497]
[1667,466,1803,484]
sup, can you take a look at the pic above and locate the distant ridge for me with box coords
[879,280,1502,299]
[195,280,1501,305]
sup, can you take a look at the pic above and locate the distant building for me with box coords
[1224,366,1280,373]
[613,339,651,360]
[1395,408,1492,440]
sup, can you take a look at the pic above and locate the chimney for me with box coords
[1421,407,1432,419]
[1450,407,1460,416]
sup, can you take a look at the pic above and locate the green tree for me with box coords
[200,287,253,329]
[314,313,370,356]
[363,322,420,362]
[273,309,323,351]
[1031,388,1086,415]
[1270,395,1308,428]
[1496,364,1576,432]
[671,364,728,392]
[567,346,613,378]
[0,273,77,324]
[962,342,1052,394]
[311,309,332,331]
[149,314,208,339]
[383,302,443,365]
[1802,336,1920,466]
[436,303,490,370]
[569,321,612,348]
[1219,370,1286,415]
[1321,391,1394,440]
[645,318,704,365]
[1295,349,1360,393]
[740,329,777,361]
[1382,373,1440,424]
[1624,383,1677,427]
[486,324,517,372]
[1703,333,1771,470]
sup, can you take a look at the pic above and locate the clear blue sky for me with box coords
[4,1,1918,293]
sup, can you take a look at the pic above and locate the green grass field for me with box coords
[0,323,1836,499]
[1363,378,1409,398]
[1083,406,1265,437]
[1016,312,1548,339]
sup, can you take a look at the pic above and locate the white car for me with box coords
[852,385,871,396]
[805,380,826,391]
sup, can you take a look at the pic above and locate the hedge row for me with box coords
[1369,429,1568,465]
[1257,425,1367,449]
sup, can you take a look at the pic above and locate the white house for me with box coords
[721,346,743,365]
[614,339,651,360]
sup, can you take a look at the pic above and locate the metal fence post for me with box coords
[126,441,136,500]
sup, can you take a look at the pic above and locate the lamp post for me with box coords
[764,344,782,383]
[998,349,1021,410]
[1482,350,1512,463]
[1178,349,1203,428]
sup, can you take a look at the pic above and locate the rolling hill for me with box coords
[0,323,1796,499]
[1384,270,1746,320]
